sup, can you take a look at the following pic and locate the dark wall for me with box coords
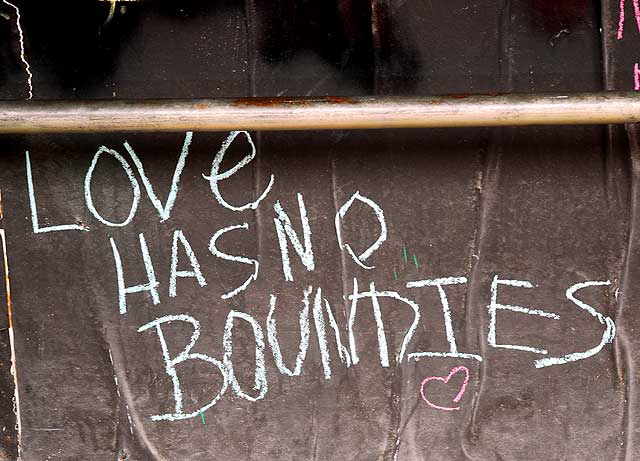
[0,1,638,459]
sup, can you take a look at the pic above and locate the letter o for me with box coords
[84,147,141,227]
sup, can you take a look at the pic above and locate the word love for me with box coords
[25,131,276,232]
[420,366,470,411]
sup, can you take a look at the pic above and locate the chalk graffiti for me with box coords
[2,0,32,99]
[420,366,470,411]
[616,1,640,88]
[24,131,618,422]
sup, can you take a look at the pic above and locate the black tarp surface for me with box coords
[0,1,638,459]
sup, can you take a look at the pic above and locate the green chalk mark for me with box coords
[413,254,419,269]
[200,410,205,425]
[403,246,408,264]
[393,269,398,280]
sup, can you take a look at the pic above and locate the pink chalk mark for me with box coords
[635,63,640,90]
[619,0,626,39]
[420,366,470,412]
[618,0,640,40]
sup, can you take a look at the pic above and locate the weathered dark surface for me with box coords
[0,216,17,461]
[0,1,637,460]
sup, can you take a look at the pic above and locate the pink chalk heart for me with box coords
[420,366,470,411]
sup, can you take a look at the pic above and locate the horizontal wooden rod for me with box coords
[0,92,639,133]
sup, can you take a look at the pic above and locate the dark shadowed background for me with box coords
[0,1,638,459]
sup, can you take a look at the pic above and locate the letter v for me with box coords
[123,132,193,222]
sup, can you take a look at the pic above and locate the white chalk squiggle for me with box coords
[3,1,32,99]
